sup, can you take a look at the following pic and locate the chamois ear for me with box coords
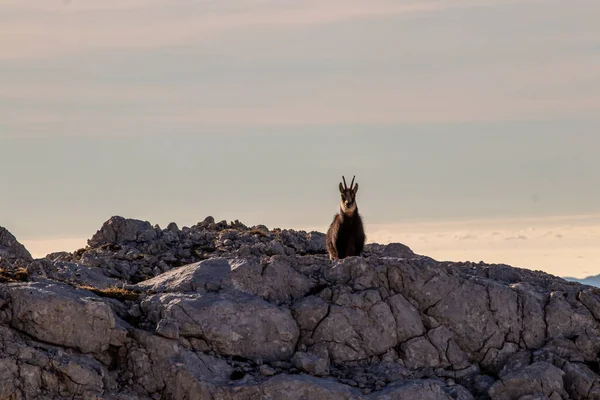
[339,182,344,193]
[353,183,358,193]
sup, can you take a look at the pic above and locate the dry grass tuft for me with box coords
[0,267,29,283]
[248,228,267,237]
[78,285,141,301]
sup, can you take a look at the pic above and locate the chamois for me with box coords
[325,175,365,260]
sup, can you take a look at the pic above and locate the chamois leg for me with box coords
[326,235,338,260]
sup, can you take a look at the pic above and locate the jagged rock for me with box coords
[0,356,19,399]
[1,217,600,399]
[387,293,426,343]
[488,362,567,399]
[27,259,125,289]
[575,333,600,362]
[88,216,157,247]
[400,336,443,369]
[291,295,330,332]
[0,226,33,262]
[381,242,415,258]
[563,361,600,399]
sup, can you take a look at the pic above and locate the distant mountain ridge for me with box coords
[563,274,600,288]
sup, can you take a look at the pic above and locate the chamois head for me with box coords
[339,175,358,214]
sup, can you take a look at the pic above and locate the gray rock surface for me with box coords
[140,291,299,361]
[0,216,598,399]
[0,226,32,262]
[7,281,126,353]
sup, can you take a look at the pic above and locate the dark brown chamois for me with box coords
[325,175,366,260]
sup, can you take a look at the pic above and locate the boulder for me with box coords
[7,281,126,353]
[0,226,32,261]
[140,291,299,362]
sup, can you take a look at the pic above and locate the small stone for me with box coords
[237,245,252,257]
[155,319,180,340]
[292,352,329,376]
[251,225,269,235]
[260,365,276,376]
[178,337,192,349]
[381,349,397,363]
[190,338,211,352]
[266,240,285,255]
[196,216,215,229]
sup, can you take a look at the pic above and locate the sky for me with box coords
[1,0,600,278]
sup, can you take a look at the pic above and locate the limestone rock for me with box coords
[311,289,397,363]
[488,362,567,399]
[0,226,32,261]
[134,257,231,293]
[141,291,299,362]
[7,281,125,353]
[292,351,329,376]
[226,256,317,304]
[88,215,157,247]
[381,242,415,258]
[1,217,600,399]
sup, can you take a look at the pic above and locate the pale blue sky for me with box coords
[1,0,600,274]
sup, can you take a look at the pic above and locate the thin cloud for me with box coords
[365,214,600,278]
[455,234,478,241]
[2,50,598,131]
[504,235,528,241]
[3,0,546,60]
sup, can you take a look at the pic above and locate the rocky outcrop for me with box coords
[1,215,599,399]
[0,227,32,263]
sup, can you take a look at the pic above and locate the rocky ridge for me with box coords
[1,215,600,399]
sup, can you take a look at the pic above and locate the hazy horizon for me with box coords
[13,212,600,280]
[2,0,599,279]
